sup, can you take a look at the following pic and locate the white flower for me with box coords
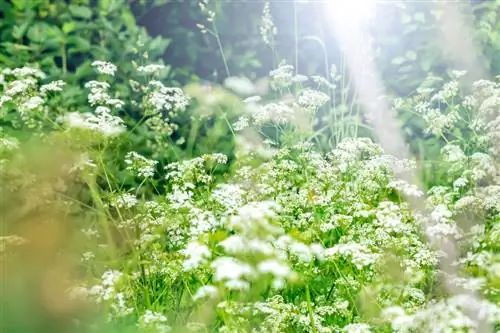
[211,257,255,286]
[324,243,377,270]
[431,204,453,222]
[4,78,37,97]
[269,62,294,90]
[113,194,138,209]
[40,80,65,94]
[442,144,466,162]
[102,270,122,286]
[81,251,95,262]
[137,64,165,74]
[11,67,45,79]
[212,184,243,210]
[91,61,117,76]
[181,241,211,271]
[224,76,255,96]
[343,323,372,333]
[252,102,294,124]
[147,81,189,112]
[65,107,125,136]
[219,235,246,254]
[139,310,170,333]
[387,180,423,197]
[0,95,12,107]
[125,151,158,178]
[297,88,330,113]
[21,96,44,110]
[257,259,292,279]
[232,116,250,131]
[192,285,218,301]
[288,241,313,263]
[260,0,277,46]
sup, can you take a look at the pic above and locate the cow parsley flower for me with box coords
[112,193,138,209]
[297,88,330,113]
[91,61,117,76]
[211,257,255,290]
[40,80,65,94]
[65,106,125,136]
[181,241,211,271]
[21,96,44,110]
[137,64,165,74]
[343,323,372,333]
[269,62,294,90]
[192,285,218,301]
[138,310,170,333]
[125,151,158,178]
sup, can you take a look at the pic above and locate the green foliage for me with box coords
[0,0,171,111]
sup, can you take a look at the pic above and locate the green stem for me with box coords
[211,22,230,78]
[305,285,317,333]
[61,44,67,76]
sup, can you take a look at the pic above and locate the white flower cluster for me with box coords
[138,310,170,333]
[125,151,158,178]
[260,0,277,46]
[65,106,125,136]
[269,62,295,90]
[0,67,64,128]
[91,60,117,76]
[145,81,189,113]
[137,64,165,75]
[112,193,138,209]
[297,88,330,113]
[84,80,124,108]
[383,294,500,333]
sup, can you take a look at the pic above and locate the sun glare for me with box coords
[323,0,377,28]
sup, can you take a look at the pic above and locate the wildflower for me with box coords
[260,0,277,46]
[138,310,170,333]
[65,106,125,136]
[297,88,330,113]
[257,259,293,279]
[232,116,249,131]
[112,194,138,209]
[343,323,372,333]
[211,257,255,290]
[146,81,189,112]
[81,251,95,262]
[11,67,45,79]
[91,61,117,76]
[269,62,294,90]
[324,243,377,270]
[21,96,44,110]
[125,151,158,178]
[137,64,165,74]
[224,76,255,96]
[181,241,211,271]
[192,285,218,301]
[40,80,65,94]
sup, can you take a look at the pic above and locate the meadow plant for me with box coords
[1,57,499,333]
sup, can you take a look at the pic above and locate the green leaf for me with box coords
[62,21,77,34]
[120,10,136,31]
[67,36,91,52]
[69,5,93,19]
[11,0,26,10]
[27,23,49,42]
